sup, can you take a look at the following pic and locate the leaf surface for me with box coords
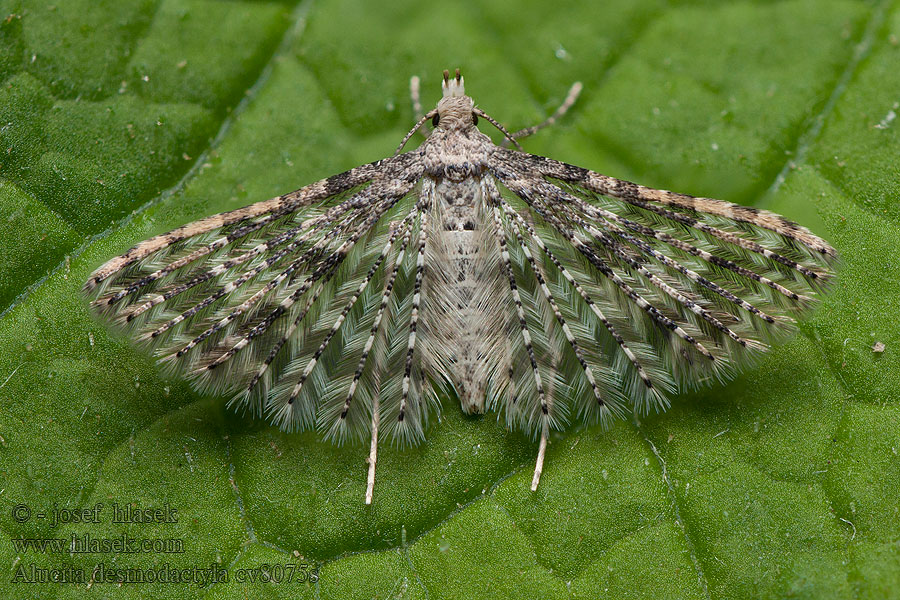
[1,1,898,598]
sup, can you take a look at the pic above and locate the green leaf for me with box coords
[2,0,899,598]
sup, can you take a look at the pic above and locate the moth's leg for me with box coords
[365,388,380,505]
[503,81,583,147]
[409,76,433,138]
[531,422,549,491]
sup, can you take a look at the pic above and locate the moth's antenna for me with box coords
[409,76,432,137]
[474,108,525,152]
[395,111,436,156]
[504,81,583,146]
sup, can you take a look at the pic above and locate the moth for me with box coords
[84,69,836,504]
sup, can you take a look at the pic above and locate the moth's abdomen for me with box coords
[419,177,510,413]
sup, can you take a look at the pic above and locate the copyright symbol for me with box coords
[12,503,30,523]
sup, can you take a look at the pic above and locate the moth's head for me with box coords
[434,68,477,131]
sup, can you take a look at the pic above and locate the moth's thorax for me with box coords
[421,116,493,182]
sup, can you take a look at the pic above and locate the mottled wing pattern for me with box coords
[481,147,836,437]
[84,151,442,444]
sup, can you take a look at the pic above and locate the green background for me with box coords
[1,0,899,597]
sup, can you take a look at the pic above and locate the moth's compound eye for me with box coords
[472,112,479,125]
[432,114,440,128]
